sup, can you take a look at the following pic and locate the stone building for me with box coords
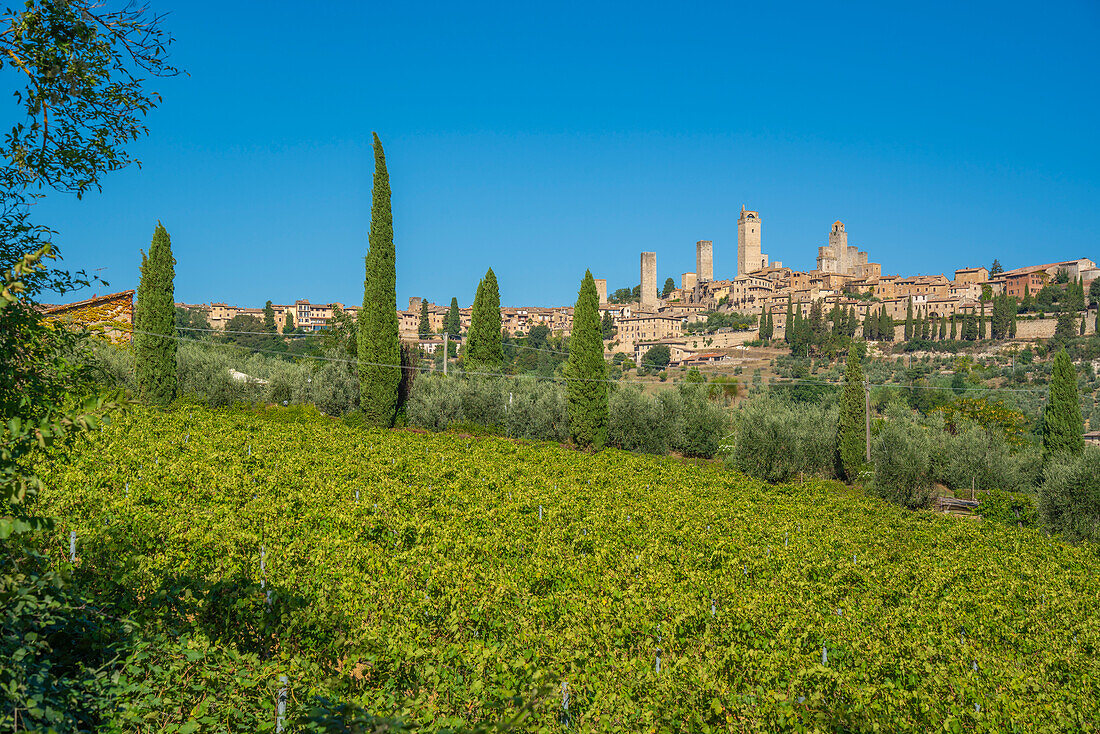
[44,290,134,343]
[816,221,879,277]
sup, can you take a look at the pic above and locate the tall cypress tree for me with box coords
[566,270,609,449]
[1042,349,1084,458]
[838,350,866,482]
[135,222,178,405]
[282,312,295,334]
[263,300,277,332]
[465,268,503,374]
[904,298,914,341]
[444,296,461,335]
[418,299,431,339]
[358,133,401,427]
[784,297,793,344]
[950,315,957,340]
[978,302,986,339]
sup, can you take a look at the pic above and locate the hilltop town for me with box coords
[157,205,1097,369]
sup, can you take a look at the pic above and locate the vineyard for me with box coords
[37,404,1100,732]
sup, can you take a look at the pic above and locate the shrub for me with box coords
[980,488,1039,528]
[673,384,727,458]
[406,376,569,441]
[608,385,670,455]
[406,374,464,431]
[869,406,935,509]
[730,395,838,483]
[1038,448,1100,543]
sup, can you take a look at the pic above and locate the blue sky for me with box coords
[35,0,1100,308]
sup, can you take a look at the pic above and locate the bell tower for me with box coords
[737,205,764,275]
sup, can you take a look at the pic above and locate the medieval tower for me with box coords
[737,205,768,275]
[696,240,713,283]
[640,252,658,311]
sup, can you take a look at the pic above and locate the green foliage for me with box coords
[565,271,608,449]
[979,488,1038,528]
[358,133,401,427]
[1039,448,1100,543]
[837,352,866,482]
[134,223,177,405]
[283,312,296,334]
[442,297,460,336]
[869,405,935,509]
[641,343,670,372]
[464,269,503,374]
[407,375,569,441]
[731,395,839,483]
[263,300,277,332]
[904,298,913,341]
[418,299,431,339]
[175,305,212,335]
[661,277,676,298]
[600,310,616,340]
[1042,350,1084,458]
[27,404,1100,730]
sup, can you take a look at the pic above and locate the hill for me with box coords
[38,404,1100,732]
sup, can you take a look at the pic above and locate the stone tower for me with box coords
[640,252,657,311]
[593,278,608,305]
[696,240,713,283]
[737,205,766,275]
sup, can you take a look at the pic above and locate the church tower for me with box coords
[737,205,765,275]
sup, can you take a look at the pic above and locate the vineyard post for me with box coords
[864,379,871,462]
[276,675,288,732]
[443,332,448,376]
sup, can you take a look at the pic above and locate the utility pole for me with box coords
[864,379,871,462]
[443,332,448,376]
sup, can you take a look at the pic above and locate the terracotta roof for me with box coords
[42,289,134,314]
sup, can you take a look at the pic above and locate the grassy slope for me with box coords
[39,404,1100,732]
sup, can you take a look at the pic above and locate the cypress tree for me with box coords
[418,300,431,339]
[1054,303,1076,343]
[950,315,957,340]
[784,297,793,344]
[134,222,177,405]
[904,298,914,341]
[978,302,986,339]
[444,296,461,335]
[263,300,277,332]
[837,350,866,482]
[880,308,892,341]
[1081,314,1087,336]
[862,308,872,339]
[465,268,503,373]
[938,315,946,340]
[566,270,609,449]
[283,312,295,334]
[358,132,401,427]
[1042,349,1084,458]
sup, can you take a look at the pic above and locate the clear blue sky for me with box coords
[36,0,1100,308]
